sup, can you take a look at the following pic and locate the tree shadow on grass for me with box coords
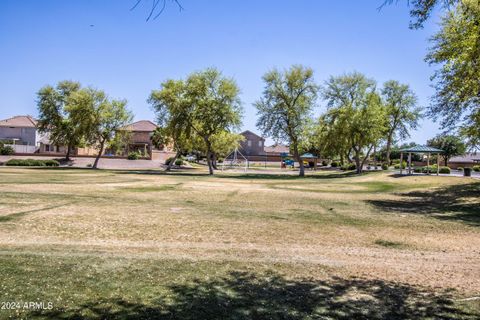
[0,202,73,223]
[29,272,476,319]
[368,182,480,226]
[112,169,363,181]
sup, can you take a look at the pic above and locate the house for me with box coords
[0,115,40,153]
[264,143,290,156]
[121,120,158,156]
[239,130,265,156]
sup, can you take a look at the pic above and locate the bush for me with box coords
[473,165,480,172]
[175,159,184,166]
[0,145,15,155]
[321,160,328,166]
[457,167,463,171]
[439,166,451,174]
[127,152,139,160]
[330,161,339,168]
[165,157,174,165]
[5,159,58,167]
[413,167,422,173]
[341,163,356,171]
[381,163,389,170]
[393,161,407,169]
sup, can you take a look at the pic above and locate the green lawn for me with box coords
[0,167,479,319]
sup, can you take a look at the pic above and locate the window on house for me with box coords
[45,144,50,152]
[258,141,263,147]
[247,140,252,147]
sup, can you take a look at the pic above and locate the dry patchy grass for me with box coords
[0,167,479,319]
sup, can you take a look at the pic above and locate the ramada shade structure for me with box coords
[398,145,444,176]
[300,153,318,170]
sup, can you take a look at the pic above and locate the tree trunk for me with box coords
[166,151,181,171]
[206,150,214,175]
[92,139,105,169]
[65,144,71,162]
[293,144,304,177]
[212,153,218,170]
[444,156,448,167]
[360,145,374,173]
[354,151,362,174]
[385,132,393,165]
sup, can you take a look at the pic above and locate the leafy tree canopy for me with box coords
[255,65,319,177]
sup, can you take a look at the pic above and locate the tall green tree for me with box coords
[381,80,422,164]
[187,69,243,175]
[459,108,480,149]
[149,79,195,171]
[322,72,387,173]
[36,80,82,161]
[383,0,458,29]
[68,88,132,169]
[427,134,467,166]
[255,65,319,177]
[426,0,479,146]
[150,69,242,175]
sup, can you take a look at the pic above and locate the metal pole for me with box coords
[437,153,440,176]
[400,152,403,175]
[408,152,412,175]
[427,153,430,175]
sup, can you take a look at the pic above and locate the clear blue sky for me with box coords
[0,0,443,145]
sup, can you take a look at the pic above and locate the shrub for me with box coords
[44,159,60,167]
[457,167,463,171]
[5,159,58,167]
[127,152,139,160]
[381,163,389,170]
[413,167,422,173]
[165,157,174,165]
[330,161,339,168]
[393,161,407,169]
[341,163,356,171]
[473,165,480,172]
[0,145,15,155]
[321,160,328,166]
[439,166,451,174]
[175,159,184,166]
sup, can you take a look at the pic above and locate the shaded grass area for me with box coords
[0,253,477,320]
[374,239,409,249]
[368,182,480,226]
[121,183,183,192]
[0,202,74,223]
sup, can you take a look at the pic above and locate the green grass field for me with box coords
[0,167,479,319]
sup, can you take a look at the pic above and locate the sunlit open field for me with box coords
[0,167,479,319]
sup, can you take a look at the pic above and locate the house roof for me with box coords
[240,130,265,141]
[0,115,37,128]
[399,145,443,153]
[300,153,318,159]
[449,153,480,163]
[122,120,157,132]
[264,144,290,154]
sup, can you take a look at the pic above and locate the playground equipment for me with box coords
[222,148,249,172]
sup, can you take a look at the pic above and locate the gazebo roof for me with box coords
[399,145,443,153]
[300,153,318,159]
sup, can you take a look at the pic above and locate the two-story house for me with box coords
[239,130,265,156]
[0,115,41,153]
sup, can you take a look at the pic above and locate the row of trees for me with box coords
[255,66,422,176]
[150,66,422,176]
[36,81,133,169]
